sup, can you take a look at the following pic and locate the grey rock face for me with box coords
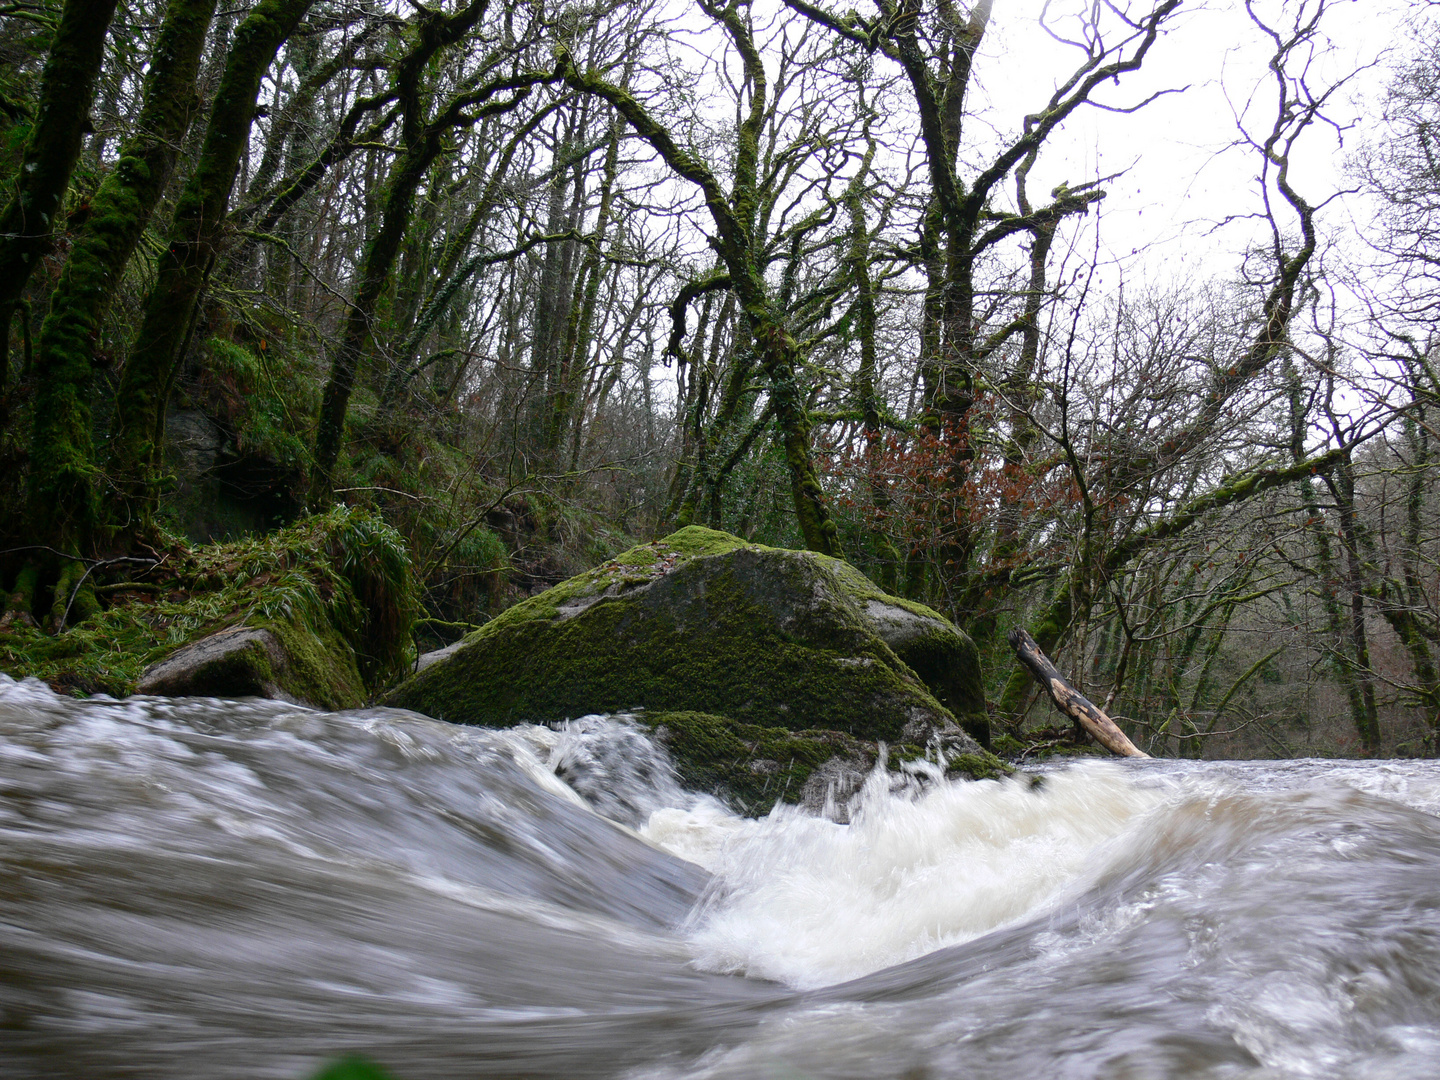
[137,626,305,704]
[165,409,226,478]
[414,638,467,673]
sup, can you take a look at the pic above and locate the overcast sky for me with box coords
[963,0,1412,293]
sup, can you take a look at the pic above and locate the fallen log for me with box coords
[1007,628,1149,758]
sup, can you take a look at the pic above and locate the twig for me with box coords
[95,581,163,594]
[60,557,158,630]
[0,545,90,563]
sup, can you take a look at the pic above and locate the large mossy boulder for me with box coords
[386,526,990,747]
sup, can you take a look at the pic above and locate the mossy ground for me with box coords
[0,506,415,702]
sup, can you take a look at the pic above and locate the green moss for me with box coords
[392,535,952,740]
[946,752,1010,781]
[309,1058,397,1080]
[28,0,222,549]
[471,526,971,654]
[177,632,282,697]
[991,733,1027,758]
[988,726,1109,762]
[108,0,316,525]
[7,562,40,615]
[638,710,1008,815]
[1,604,180,696]
[389,527,995,762]
[261,615,365,709]
[194,336,317,472]
[0,506,414,701]
[653,524,752,558]
[461,526,746,628]
[639,710,867,813]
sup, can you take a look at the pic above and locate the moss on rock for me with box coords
[133,620,364,707]
[388,526,976,743]
[638,709,1009,816]
[388,526,993,768]
[260,615,368,708]
[639,710,873,815]
[819,557,988,746]
[0,505,414,705]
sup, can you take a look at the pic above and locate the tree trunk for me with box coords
[27,0,220,551]
[107,0,317,529]
[310,149,433,505]
[1324,457,1383,754]
[309,0,537,505]
[553,113,624,470]
[1008,628,1149,757]
[844,116,901,587]
[558,36,840,556]
[0,0,120,394]
[1390,386,1440,750]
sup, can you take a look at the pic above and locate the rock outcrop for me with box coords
[387,527,997,777]
[135,619,366,709]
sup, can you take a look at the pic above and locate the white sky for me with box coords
[635,0,1422,413]
[962,0,1410,291]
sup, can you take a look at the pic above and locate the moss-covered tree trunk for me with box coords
[1388,384,1440,751]
[308,5,483,505]
[669,278,735,528]
[557,23,840,557]
[309,153,430,505]
[374,99,568,414]
[27,0,220,552]
[106,0,317,530]
[973,150,1053,646]
[671,292,766,532]
[751,317,838,555]
[1327,457,1382,754]
[843,106,902,588]
[0,0,119,392]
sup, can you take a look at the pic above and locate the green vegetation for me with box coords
[0,506,415,701]
[386,526,967,742]
[2,0,1437,758]
[385,525,1008,804]
[308,1058,397,1080]
[27,0,222,551]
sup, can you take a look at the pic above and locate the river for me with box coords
[3,673,1440,1078]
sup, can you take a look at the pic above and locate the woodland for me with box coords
[1,0,1438,758]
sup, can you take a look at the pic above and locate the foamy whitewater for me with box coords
[4,675,1440,1078]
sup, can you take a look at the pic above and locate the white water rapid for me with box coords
[4,674,1440,1079]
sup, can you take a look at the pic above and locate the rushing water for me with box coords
[4,676,1440,1078]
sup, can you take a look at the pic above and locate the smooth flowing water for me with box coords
[4,675,1440,1079]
